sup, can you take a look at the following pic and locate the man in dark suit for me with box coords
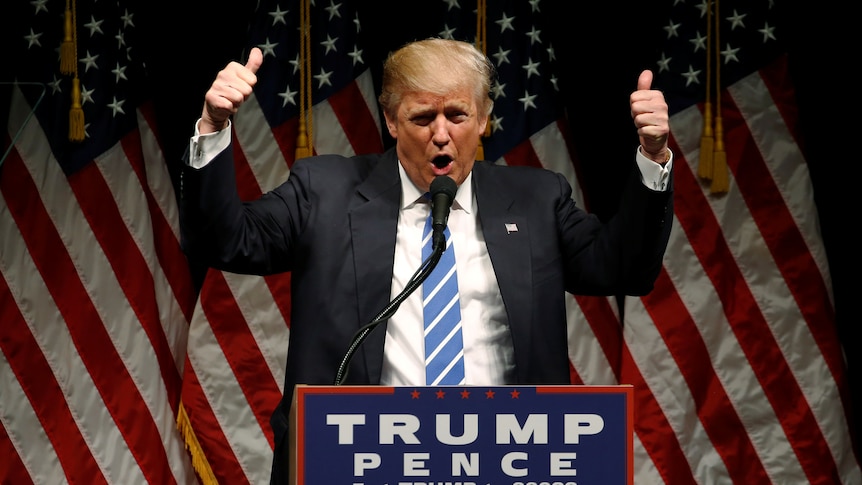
[180,38,673,484]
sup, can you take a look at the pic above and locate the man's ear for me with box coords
[478,114,489,138]
[383,111,397,139]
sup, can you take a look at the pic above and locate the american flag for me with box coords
[619,0,861,483]
[176,0,383,483]
[1,0,197,483]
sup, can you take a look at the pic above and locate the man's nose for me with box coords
[431,116,450,145]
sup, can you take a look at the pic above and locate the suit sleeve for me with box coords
[560,168,673,296]
[178,144,302,275]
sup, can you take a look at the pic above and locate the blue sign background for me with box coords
[295,385,632,484]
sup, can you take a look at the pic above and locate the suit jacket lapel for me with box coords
[349,149,401,384]
[472,163,533,381]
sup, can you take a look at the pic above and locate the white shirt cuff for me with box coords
[636,146,673,192]
[188,118,232,169]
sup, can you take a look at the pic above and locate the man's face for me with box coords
[385,88,488,193]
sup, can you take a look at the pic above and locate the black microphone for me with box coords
[430,175,457,251]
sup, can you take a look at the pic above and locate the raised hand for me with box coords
[200,47,264,134]
[630,69,670,164]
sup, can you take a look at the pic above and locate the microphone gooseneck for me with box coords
[332,175,457,385]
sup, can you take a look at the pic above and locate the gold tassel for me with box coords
[295,120,311,159]
[176,403,219,485]
[476,138,484,161]
[69,77,85,142]
[60,0,76,75]
[710,114,729,193]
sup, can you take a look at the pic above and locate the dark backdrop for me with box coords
[140,1,856,440]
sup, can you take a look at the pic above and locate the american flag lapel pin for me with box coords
[505,223,518,234]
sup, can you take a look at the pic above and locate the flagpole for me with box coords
[698,0,714,181]
[296,0,313,159]
[710,0,729,194]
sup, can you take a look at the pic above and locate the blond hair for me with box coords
[378,38,495,119]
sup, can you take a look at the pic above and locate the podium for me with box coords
[290,385,633,484]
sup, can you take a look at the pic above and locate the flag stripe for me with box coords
[530,121,582,203]
[632,433,663,484]
[223,271,290,392]
[326,73,385,155]
[4,1,198,482]
[201,270,282,442]
[725,70,852,476]
[671,120,832,482]
[233,139,269,200]
[129,106,197,323]
[26,138,177,484]
[1,146,154,484]
[620,329,699,485]
[0,270,106,484]
[179,358,247,483]
[0,403,34,485]
[3,83,196,483]
[501,136,543,168]
[69,158,183,406]
[100,116,196,483]
[655,146,782,482]
[235,94,293,191]
[644,268,770,482]
[643,2,859,479]
[729,69,845,398]
[572,295,623,382]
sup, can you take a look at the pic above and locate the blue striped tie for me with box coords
[422,214,465,385]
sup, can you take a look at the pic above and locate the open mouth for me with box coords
[432,155,452,169]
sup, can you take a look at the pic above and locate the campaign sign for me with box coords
[290,385,633,485]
